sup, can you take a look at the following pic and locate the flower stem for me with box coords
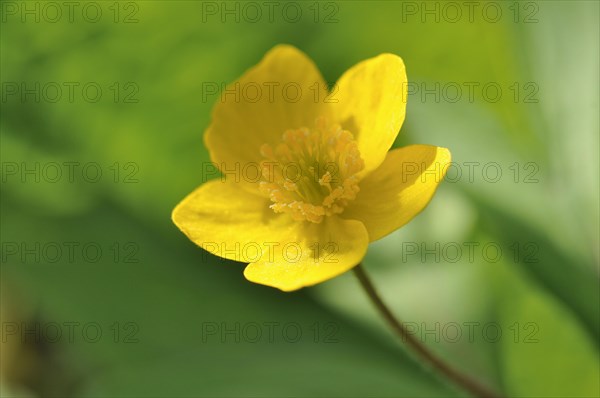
[353,264,501,398]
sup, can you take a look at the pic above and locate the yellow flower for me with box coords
[173,45,451,291]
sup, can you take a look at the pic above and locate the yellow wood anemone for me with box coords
[173,45,451,291]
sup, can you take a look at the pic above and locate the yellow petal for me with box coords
[172,179,295,263]
[205,45,331,190]
[243,217,369,291]
[343,145,451,242]
[330,54,407,176]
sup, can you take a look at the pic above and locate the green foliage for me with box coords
[1,1,598,396]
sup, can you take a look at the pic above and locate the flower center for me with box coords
[259,117,364,223]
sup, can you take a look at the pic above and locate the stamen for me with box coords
[259,117,364,223]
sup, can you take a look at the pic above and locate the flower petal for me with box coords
[343,145,451,242]
[205,45,331,189]
[172,179,295,262]
[330,53,407,175]
[243,217,369,291]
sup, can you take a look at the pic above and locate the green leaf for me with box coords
[490,253,599,397]
[1,200,459,397]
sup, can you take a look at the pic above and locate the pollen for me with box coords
[259,117,365,223]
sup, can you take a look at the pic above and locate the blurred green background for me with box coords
[1,0,598,397]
